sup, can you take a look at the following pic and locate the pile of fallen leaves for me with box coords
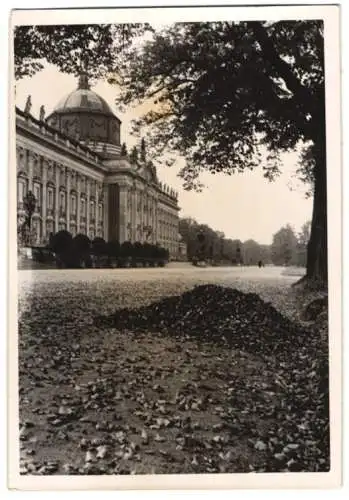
[95,284,319,357]
[95,284,330,472]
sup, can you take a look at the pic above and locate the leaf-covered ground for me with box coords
[18,268,329,475]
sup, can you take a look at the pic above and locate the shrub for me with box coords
[92,237,107,256]
[106,240,120,259]
[133,242,144,259]
[50,230,73,255]
[120,241,134,258]
[73,234,91,255]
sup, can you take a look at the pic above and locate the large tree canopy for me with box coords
[114,21,323,185]
[13,24,150,80]
[114,21,327,285]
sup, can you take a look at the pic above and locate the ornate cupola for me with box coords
[46,73,122,159]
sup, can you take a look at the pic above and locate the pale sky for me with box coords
[15,64,313,245]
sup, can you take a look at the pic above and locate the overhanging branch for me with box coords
[250,22,318,118]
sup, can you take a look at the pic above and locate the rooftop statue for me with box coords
[39,105,45,122]
[24,95,32,114]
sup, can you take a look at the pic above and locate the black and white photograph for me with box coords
[8,4,342,490]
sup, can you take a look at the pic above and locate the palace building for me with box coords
[16,74,181,259]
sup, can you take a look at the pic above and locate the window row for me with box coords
[18,180,103,221]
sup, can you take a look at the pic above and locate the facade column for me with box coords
[131,187,137,242]
[144,193,147,230]
[154,198,157,244]
[153,198,158,244]
[28,151,33,191]
[118,183,128,243]
[157,206,160,245]
[66,168,71,232]
[54,165,59,233]
[149,194,154,243]
[77,174,81,233]
[135,187,140,242]
[139,190,144,242]
[86,179,90,235]
[41,158,47,243]
[95,183,99,236]
[103,184,108,242]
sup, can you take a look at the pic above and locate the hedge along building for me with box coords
[16,73,181,259]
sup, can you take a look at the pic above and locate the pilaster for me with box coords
[132,190,136,242]
[41,158,47,242]
[28,151,34,191]
[139,190,144,242]
[95,183,99,236]
[118,183,128,243]
[55,166,60,232]
[77,174,81,232]
[103,185,108,241]
[86,179,90,231]
[66,169,71,231]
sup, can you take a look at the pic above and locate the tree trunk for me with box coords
[304,137,328,288]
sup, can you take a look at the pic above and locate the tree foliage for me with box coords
[115,21,324,189]
[295,220,311,267]
[14,23,151,80]
[179,217,247,264]
[271,224,298,266]
[243,239,270,266]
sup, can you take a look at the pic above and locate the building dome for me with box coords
[54,89,115,115]
[46,73,121,158]
[53,74,115,116]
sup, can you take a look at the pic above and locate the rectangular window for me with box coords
[60,192,65,210]
[81,198,86,216]
[71,195,77,215]
[47,221,54,237]
[33,183,41,207]
[47,188,54,209]
[99,204,103,221]
[90,201,95,218]
[18,181,25,203]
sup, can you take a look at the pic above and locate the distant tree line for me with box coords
[31,230,170,269]
[179,218,311,267]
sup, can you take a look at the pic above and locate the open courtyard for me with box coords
[17,265,329,475]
